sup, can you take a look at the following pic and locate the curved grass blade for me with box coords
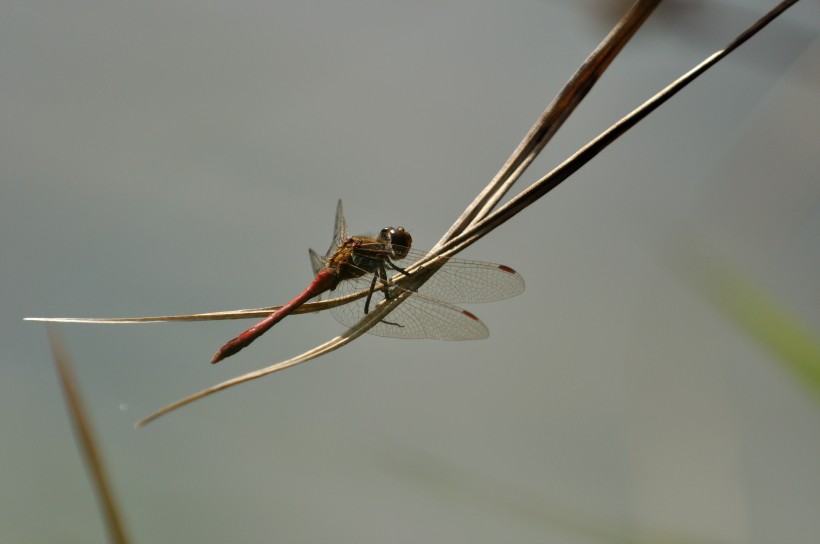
[24,293,368,324]
[47,326,130,544]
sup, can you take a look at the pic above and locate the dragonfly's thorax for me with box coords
[347,235,388,275]
[326,238,371,283]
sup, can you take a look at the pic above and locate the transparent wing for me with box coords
[315,248,523,340]
[325,199,347,259]
[393,248,525,303]
[327,288,489,340]
[310,199,348,278]
[309,248,324,277]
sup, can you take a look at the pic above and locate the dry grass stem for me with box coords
[47,326,130,543]
[438,0,662,245]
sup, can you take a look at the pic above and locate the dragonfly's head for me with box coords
[378,226,412,260]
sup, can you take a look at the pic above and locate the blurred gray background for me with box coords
[2,1,819,542]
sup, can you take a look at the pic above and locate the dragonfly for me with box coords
[210,200,525,364]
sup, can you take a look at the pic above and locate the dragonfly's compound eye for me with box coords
[386,227,412,259]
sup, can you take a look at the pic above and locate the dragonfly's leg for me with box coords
[363,272,378,314]
[378,264,391,300]
[376,263,405,328]
[386,259,410,276]
[383,319,404,328]
[386,259,420,294]
[363,266,396,316]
